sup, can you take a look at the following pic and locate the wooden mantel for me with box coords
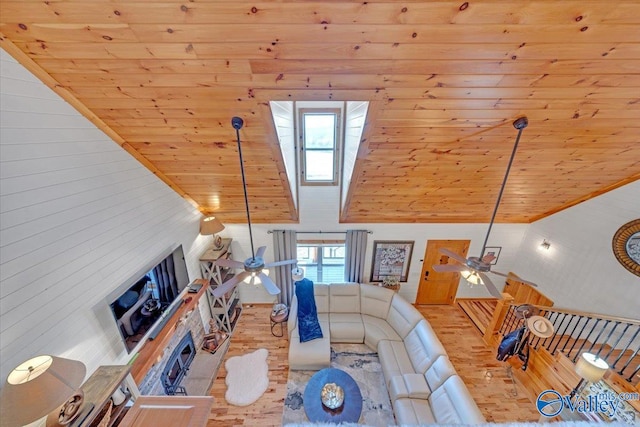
[130,279,209,384]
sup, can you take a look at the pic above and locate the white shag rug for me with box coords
[225,348,269,406]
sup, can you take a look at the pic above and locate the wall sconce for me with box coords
[200,215,225,249]
[0,355,86,427]
[539,239,551,251]
[570,352,609,398]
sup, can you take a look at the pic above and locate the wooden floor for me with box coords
[207,303,541,426]
[457,298,499,334]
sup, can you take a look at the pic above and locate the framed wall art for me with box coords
[612,219,640,277]
[370,241,414,282]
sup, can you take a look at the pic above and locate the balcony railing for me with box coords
[498,304,640,384]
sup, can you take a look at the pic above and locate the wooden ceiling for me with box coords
[1,1,639,223]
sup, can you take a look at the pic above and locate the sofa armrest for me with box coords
[287,295,298,338]
[389,373,431,400]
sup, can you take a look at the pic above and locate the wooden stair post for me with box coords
[484,293,514,346]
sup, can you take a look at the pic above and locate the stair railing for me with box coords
[498,303,640,384]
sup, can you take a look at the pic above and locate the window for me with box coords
[299,109,341,185]
[297,243,345,283]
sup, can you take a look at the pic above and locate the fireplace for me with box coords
[161,332,196,395]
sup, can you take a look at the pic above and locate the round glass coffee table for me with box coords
[303,368,363,423]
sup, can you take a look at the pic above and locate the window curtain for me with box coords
[153,256,177,303]
[344,230,368,283]
[273,230,298,306]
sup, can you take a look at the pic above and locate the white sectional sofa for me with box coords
[287,282,485,425]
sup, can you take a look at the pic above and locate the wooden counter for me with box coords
[130,279,209,384]
[117,396,213,427]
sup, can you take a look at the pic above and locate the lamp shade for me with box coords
[0,355,86,426]
[575,352,609,383]
[200,216,225,235]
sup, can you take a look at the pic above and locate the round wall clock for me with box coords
[612,219,640,277]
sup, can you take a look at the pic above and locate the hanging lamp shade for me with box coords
[200,216,225,235]
[0,355,86,426]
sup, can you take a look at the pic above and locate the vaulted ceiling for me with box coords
[1,1,639,223]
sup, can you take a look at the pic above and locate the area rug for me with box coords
[282,344,395,426]
[225,348,269,406]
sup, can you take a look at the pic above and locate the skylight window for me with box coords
[299,109,341,185]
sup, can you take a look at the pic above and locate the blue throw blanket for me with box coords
[295,278,323,343]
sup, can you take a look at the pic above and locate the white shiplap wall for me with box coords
[0,49,210,383]
[512,180,640,319]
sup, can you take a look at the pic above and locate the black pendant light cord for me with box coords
[480,117,528,258]
[233,118,256,261]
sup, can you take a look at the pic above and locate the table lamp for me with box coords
[200,215,225,249]
[0,355,86,427]
[570,352,609,397]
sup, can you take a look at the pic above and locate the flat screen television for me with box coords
[108,245,190,353]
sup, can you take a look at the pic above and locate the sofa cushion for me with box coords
[288,318,331,370]
[425,355,457,391]
[386,294,423,338]
[329,313,365,343]
[403,320,447,374]
[378,340,415,388]
[360,284,394,319]
[430,375,486,424]
[393,398,436,425]
[329,283,361,313]
[362,314,402,350]
[314,283,330,313]
[389,373,430,400]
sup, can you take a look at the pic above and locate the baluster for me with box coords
[568,317,590,361]
[626,362,640,383]
[502,305,515,334]
[619,345,640,378]
[550,313,571,354]
[562,315,584,357]
[596,321,620,359]
[602,323,630,361]
[587,320,610,354]
[611,327,640,369]
[573,318,599,362]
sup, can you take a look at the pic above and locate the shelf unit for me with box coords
[199,238,233,286]
[47,365,140,427]
[208,284,242,334]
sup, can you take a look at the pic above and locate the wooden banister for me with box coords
[483,292,514,345]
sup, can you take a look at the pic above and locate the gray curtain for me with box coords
[273,230,298,306]
[344,230,368,283]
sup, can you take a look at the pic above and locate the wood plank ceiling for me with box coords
[1,1,639,223]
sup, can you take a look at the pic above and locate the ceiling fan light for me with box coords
[242,269,269,285]
[462,270,483,286]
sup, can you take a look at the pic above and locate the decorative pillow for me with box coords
[295,278,323,343]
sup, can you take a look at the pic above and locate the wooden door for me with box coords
[416,240,470,305]
[117,396,213,427]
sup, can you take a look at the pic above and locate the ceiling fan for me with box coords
[432,117,538,298]
[212,117,297,295]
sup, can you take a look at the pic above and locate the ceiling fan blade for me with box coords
[214,258,244,269]
[438,248,469,265]
[210,272,248,298]
[478,272,503,299]
[433,264,466,273]
[481,254,496,264]
[490,270,539,287]
[258,272,281,295]
[256,246,266,258]
[264,259,298,268]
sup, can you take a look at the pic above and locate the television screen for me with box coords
[109,245,190,353]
